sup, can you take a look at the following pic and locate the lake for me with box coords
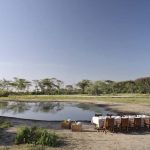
[0,101,115,121]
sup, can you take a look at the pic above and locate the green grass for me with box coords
[0,94,150,104]
[15,126,58,147]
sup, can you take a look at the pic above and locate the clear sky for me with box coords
[0,0,150,84]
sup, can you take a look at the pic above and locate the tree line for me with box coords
[0,77,150,96]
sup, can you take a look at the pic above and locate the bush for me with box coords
[15,126,58,147]
[0,90,9,97]
[36,130,58,147]
[15,126,31,144]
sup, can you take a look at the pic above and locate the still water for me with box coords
[0,101,115,121]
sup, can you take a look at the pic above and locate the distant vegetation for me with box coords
[0,77,150,97]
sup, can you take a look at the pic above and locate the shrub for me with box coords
[15,126,58,147]
[15,126,31,144]
[0,90,9,97]
[36,130,58,147]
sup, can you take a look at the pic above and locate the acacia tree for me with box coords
[32,80,41,93]
[76,80,91,94]
[0,76,150,95]
[0,79,11,91]
[65,85,74,94]
[55,79,64,94]
[104,80,115,94]
[38,78,56,94]
[85,81,105,95]
[124,81,137,93]
[13,77,31,92]
[135,77,150,93]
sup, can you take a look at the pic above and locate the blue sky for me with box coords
[0,0,150,84]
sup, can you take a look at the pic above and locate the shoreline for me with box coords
[0,116,91,123]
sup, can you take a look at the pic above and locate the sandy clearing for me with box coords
[0,118,150,150]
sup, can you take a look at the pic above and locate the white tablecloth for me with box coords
[91,115,150,128]
[91,116,108,128]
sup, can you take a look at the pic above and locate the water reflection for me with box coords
[0,101,115,121]
[8,102,31,113]
[0,101,64,114]
[0,102,8,110]
[0,102,31,114]
[33,102,64,113]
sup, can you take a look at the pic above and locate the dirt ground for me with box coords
[0,117,150,150]
[0,102,150,150]
[106,103,150,115]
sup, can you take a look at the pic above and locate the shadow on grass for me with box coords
[0,129,15,146]
[0,129,69,149]
[106,128,150,135]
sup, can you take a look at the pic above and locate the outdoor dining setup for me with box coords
[61,119,82,132]
[61,114,150,133]
[91,114,150,133]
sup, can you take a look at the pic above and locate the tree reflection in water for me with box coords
[0,102,8,110]
[0,102,64,114]
[8,102,31,113]
[0,102,31,114]
[33,102,64,113]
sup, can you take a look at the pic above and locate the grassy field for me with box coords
[0,94,150,104]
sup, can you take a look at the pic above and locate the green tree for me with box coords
[76,80,91,94]
[51,78,64,94]
[85,81,106,95]
[0,79,11,91]
[38,78,56,94]
[135,77,150,93]
[13,77,31,92]
[32,80,41,94]
[65,85,74,94]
